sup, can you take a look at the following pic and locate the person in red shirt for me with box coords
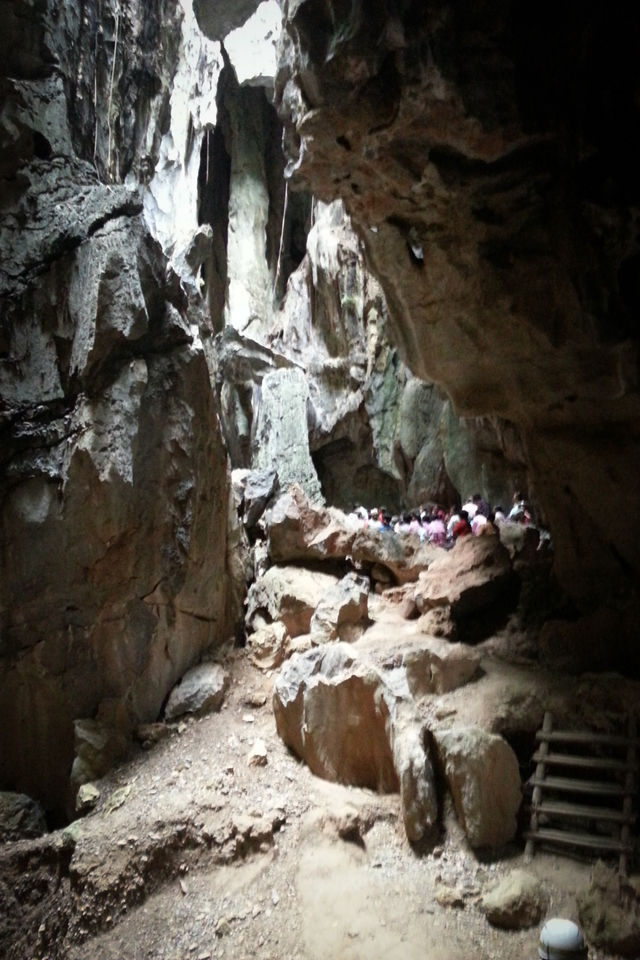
[452,509,472,539]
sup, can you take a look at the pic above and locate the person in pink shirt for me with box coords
[428,511,446,545]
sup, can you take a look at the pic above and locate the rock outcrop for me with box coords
[272,0,640,641]
[273,644,438,843]
[0,0,244,816]
[265,485,443,584]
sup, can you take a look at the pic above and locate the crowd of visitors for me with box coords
[347,491,536,549]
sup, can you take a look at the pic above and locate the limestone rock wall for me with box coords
[192,3,524,514]
[272,0,640,607]
[0,0,242,817]
[276,199,458,510]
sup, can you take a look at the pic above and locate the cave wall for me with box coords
[269,0,640,609]
[0,0,243,817]
[7,0,638,814]
[192,3,516,515]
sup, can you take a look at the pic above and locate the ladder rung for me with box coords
[532,799,635,823]
[524,826,629,853]
[529,775,629,796]
[532,751,636,772]
[536,730,639,748]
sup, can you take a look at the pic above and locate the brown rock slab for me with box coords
[414,535,514,620]
[265,486,355,564]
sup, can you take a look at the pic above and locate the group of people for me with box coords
[347,491,533,548]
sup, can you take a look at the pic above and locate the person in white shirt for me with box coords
[472,512,487,534]
[462,496,477,520]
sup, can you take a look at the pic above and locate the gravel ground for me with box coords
[1,618,635,960]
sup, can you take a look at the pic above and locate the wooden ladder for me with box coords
[524,711,638,873]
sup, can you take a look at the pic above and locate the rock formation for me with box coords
[0,0,245,817]
[270,0,640,629]
[273,642,438,844]
[3,0,640,827]
[433,725,522,849]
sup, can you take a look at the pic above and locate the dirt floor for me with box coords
[1,599,636,960]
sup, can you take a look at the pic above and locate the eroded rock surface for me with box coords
[578,861,640,957]
[413,534,517,642]
[245,564,340,637]
[0,0,243,816]
[0,792,47,842]
[308,572,370,642]
[433,725,521,849]
[273,643,438,843]
[274,0,640,629]
[265,485,356,564]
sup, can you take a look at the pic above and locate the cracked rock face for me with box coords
[273,0,640,616]
[273,642,438,843]
[0,0,242,816]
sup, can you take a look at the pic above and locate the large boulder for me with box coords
[356,628,480,697]
[273,644,438,843]
[266,487,441,585]
[351,530,441,585]
[309,573,370,641]
[273,645,397,790]
[433,725,521,849]
[245,564,339,637]
[265,486,356,564]
[414,535,515,621]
